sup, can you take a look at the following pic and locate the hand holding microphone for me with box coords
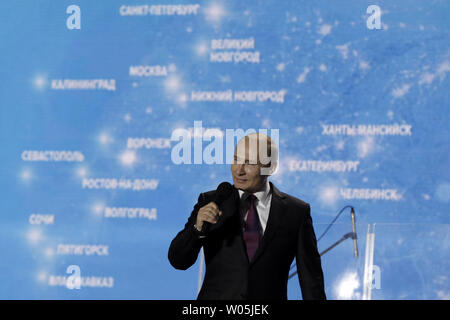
[195,202,222,232]
[195,182,233,233]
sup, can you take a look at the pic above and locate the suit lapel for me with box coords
[249,182,286,265]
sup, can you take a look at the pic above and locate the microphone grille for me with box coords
[216,182,233,204]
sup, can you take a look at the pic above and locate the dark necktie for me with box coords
[243,194,261,262]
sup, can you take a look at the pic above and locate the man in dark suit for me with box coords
[168,133,326,300]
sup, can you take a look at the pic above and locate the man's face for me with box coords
[231,139,266,193]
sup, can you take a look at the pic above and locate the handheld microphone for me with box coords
[351,207,358,258]
[201,182,233,233]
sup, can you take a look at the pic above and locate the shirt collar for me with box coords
[238,180,271,204]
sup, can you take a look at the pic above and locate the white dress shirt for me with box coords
[238,180,272,234]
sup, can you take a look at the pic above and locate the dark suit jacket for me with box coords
[168,182,326,300]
